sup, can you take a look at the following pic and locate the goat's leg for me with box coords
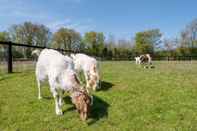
[58,90,64,107]
[49,79,63,115]
[55,95,63,115]
[36,78,42,100]
[52,89,63,115]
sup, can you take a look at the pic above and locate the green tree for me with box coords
[0,31,10,42]
[9,22,51,46]
[83,31,97,55]
[97,32,105,56]
[9,22,51,58]
[52,28,81,51]
[179,19,197,55]
[134,29,162,54]
[163,38,178,56]
[34,24,52,47]
[105,34,115,58]
[83,31,105,56]
[0,31,10,59]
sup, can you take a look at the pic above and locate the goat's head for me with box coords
[71,90,92,121]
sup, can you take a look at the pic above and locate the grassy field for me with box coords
[1,61,197,131]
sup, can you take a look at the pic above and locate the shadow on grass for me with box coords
[43,95,72,103]
[63,96,72,104]
[62,95,110,125]
[88,95,110,125]
[98,81,114,91]
[63,96,76,113]
[40,91,109,124]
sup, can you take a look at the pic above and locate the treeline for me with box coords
[0,18,197,59]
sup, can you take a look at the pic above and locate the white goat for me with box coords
[71,53,100,92]
[35,49,84,115]
[135,54,153,68]
[139,54,152,65]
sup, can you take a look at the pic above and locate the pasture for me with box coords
[1,61,197,131]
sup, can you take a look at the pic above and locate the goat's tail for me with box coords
[31,49,41,57]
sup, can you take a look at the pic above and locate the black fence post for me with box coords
[7,41,12,73]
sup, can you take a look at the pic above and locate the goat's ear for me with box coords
[74,74,80,84]
[92,65,96,73]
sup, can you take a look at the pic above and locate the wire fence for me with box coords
[1,41,197,74]
[0,41,76,73]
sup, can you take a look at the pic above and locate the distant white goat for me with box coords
[136,54,154,68]
[71,53,100,92]
[34,49,91,116]
[139,54,152,65]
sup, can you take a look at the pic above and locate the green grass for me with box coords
[1,61,197,131]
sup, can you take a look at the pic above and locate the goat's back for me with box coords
[73,53,97,71]
[36,49,74,80]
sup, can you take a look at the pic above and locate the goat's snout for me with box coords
[72,91,91,121]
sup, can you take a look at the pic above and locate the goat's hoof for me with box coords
[56,110,63,115]
[144,66,148,69]
[38,96,42,100]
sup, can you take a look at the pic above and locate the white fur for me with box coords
[31,49,41,57]
[139,54,152,65]
[71,53,100,91]
[135,56,140,64]
[35,49,81,115]
[135,54,152,68]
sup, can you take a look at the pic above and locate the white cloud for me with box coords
[47,19,72,31]
[0,0,91,33]
[47,18,95,34]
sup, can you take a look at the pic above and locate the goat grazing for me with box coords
[71,90,92,121]
[136,54,154,68]
[34,49,92,120]
[71,53,100,92]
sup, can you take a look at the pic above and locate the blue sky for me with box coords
[0,0,196,40]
